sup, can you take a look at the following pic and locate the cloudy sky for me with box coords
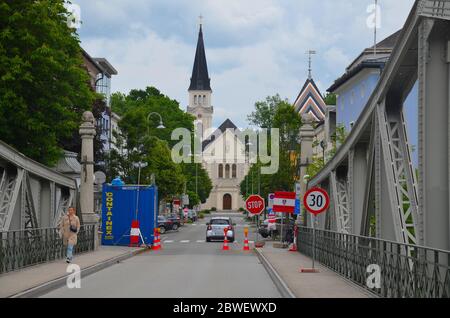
[75,0,415,128]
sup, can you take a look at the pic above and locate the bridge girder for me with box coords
[308,0,450,250]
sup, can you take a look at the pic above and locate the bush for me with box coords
[198,213,205,219]
[211,207,217,212]
[186,219,193,224]
[239,207,245,212]
[201,209,211,214]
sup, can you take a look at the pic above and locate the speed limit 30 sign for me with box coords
[303,188,330,216]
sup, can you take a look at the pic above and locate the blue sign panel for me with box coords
[294,198,301,215]
[102,185,158,246]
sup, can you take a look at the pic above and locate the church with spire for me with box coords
[187,22,248,211]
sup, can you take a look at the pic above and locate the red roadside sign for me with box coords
[245,195,265,216]
[303,188,330,216]
[273,192,296,213]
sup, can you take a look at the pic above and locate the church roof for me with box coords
[202,119,238,151]
[293,78,326,122]
[189,25,211,91]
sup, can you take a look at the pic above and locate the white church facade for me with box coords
[187,24,249,211]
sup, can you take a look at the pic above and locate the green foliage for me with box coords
[323,93,337,106]
[109,136,185,201]
[0,0,94,165]
[111,87,195,148]
[181,163,212,205]
[108,87,212,202]
[247,94,289,129]
[241,96,302,200]
[306,124,348,178]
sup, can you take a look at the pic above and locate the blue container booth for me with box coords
[101,184,158,246]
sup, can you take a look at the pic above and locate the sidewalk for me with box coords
[0,246,147,298]
[256,242,375,298]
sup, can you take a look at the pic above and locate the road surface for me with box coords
[42,212,281,298]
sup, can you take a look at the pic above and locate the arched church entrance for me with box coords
[223,194,232,211]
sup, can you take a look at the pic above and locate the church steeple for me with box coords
[187,20,213,140]
[189,24,211,91]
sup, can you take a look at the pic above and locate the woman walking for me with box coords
[59,207,80,263]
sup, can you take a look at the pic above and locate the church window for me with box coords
[203,95,207,104]
[218,164,223,178]
[232,164,237,178]
[225,164,230,178]
[194,95,198,104]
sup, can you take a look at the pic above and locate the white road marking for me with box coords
[164,240,174,243]
[197,240,205,243]
[180,240,190,243]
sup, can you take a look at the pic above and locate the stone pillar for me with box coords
[298,114,316,226]
[79,111,99,247]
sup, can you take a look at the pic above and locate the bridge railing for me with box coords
[0,225,95,274]
[297,227,450,298]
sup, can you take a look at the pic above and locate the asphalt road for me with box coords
[42,212,281,298]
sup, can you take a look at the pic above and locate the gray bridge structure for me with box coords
[0,141,77,232]
[307,0,450,252]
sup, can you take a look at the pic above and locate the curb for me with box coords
[8,247,148,298]
[254,248,296,299]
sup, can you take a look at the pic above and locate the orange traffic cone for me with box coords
[243,236,250,251]
[288,242,297,252]
[222,229,230,251]
[153,228,161,250]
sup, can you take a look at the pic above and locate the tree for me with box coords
[247,94,289,130]
[108,87,213,202]
[323,93,337,106]
[306,124,348,178]
[0,0,94,165]
[181,163,212,205]
[109,136,185,201]
[241,97,302,202]
[111,87,195,148]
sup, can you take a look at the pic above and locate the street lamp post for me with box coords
[132,161,148,220]
[147,112,165,136]
[146,111,165,227]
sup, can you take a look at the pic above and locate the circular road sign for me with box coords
[245,195,265,216]
[303,188,330,216]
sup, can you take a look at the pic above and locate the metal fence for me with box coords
[297,226,450,298]
[0,225,95,274]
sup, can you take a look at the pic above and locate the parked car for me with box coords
[167,215,181,229]
[187,210,198,222]
[206,217,236,242]
[259,217,295,240]
[157,215,178,234]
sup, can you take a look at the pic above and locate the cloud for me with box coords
[74,0,415,128]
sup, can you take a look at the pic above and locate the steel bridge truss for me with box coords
[0,142,77,232]
[309,0,450,251]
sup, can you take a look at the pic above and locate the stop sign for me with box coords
[245,195,265,216]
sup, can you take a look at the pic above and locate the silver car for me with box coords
[206,217,235,242]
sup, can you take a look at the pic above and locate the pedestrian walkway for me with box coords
[256,242,374,298]
[162,239,255,245]
[0,246,146,298]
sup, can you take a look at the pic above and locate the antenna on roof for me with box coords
[306,50,317,79]
[374,0,378,58]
